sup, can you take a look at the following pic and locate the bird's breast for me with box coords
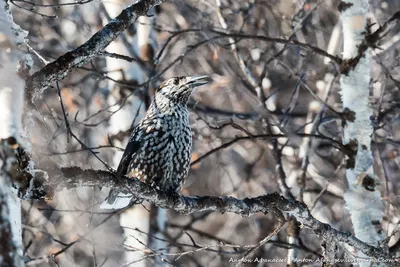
[130,105,192,191]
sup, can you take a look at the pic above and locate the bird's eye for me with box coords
[173,78,179,85]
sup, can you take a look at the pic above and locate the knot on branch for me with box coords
[0,137,49,200]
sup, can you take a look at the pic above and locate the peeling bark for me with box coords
[339,1,387,266]
[0,1,30,266]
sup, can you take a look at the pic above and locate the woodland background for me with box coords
[0,0,399,266]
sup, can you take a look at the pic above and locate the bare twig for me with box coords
[26,0,167,101]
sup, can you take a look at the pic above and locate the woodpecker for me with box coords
[104,76,211,207]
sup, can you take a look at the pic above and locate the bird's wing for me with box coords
[116,124,171,176]
[116,128,142,176]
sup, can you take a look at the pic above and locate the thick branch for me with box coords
[27,167,391,262]
[25,0,166,101]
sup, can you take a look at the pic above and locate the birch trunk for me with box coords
[0,1,30,266]
[340,1,386,266]
[101,2,163,266]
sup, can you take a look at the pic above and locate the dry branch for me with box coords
[25,0,167,101]
[21,166,394,263]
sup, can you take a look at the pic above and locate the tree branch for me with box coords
[25,0,167,101]
[22,166,393,263]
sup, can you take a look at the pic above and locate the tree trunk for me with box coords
[0,1,30,266]
[340,1,386,266]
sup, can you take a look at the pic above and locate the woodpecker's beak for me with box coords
[186,75,212,87]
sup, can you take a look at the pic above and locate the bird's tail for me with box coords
[100,189,133,210]
[106,189,118,204]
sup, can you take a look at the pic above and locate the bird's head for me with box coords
[155,76,211,104]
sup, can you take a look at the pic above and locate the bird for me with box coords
[102,75,211,208]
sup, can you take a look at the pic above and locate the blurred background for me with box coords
[8,0,400,266]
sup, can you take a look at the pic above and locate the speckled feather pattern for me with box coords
[123,100,192,192]
[106,76,210,205]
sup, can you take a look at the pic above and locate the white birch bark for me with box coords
[324,22,342,65]
[100,2,162,266]
[340,1,386,266]
[0,1,31,266]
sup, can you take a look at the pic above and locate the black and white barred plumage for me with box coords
[106,76,211,205]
